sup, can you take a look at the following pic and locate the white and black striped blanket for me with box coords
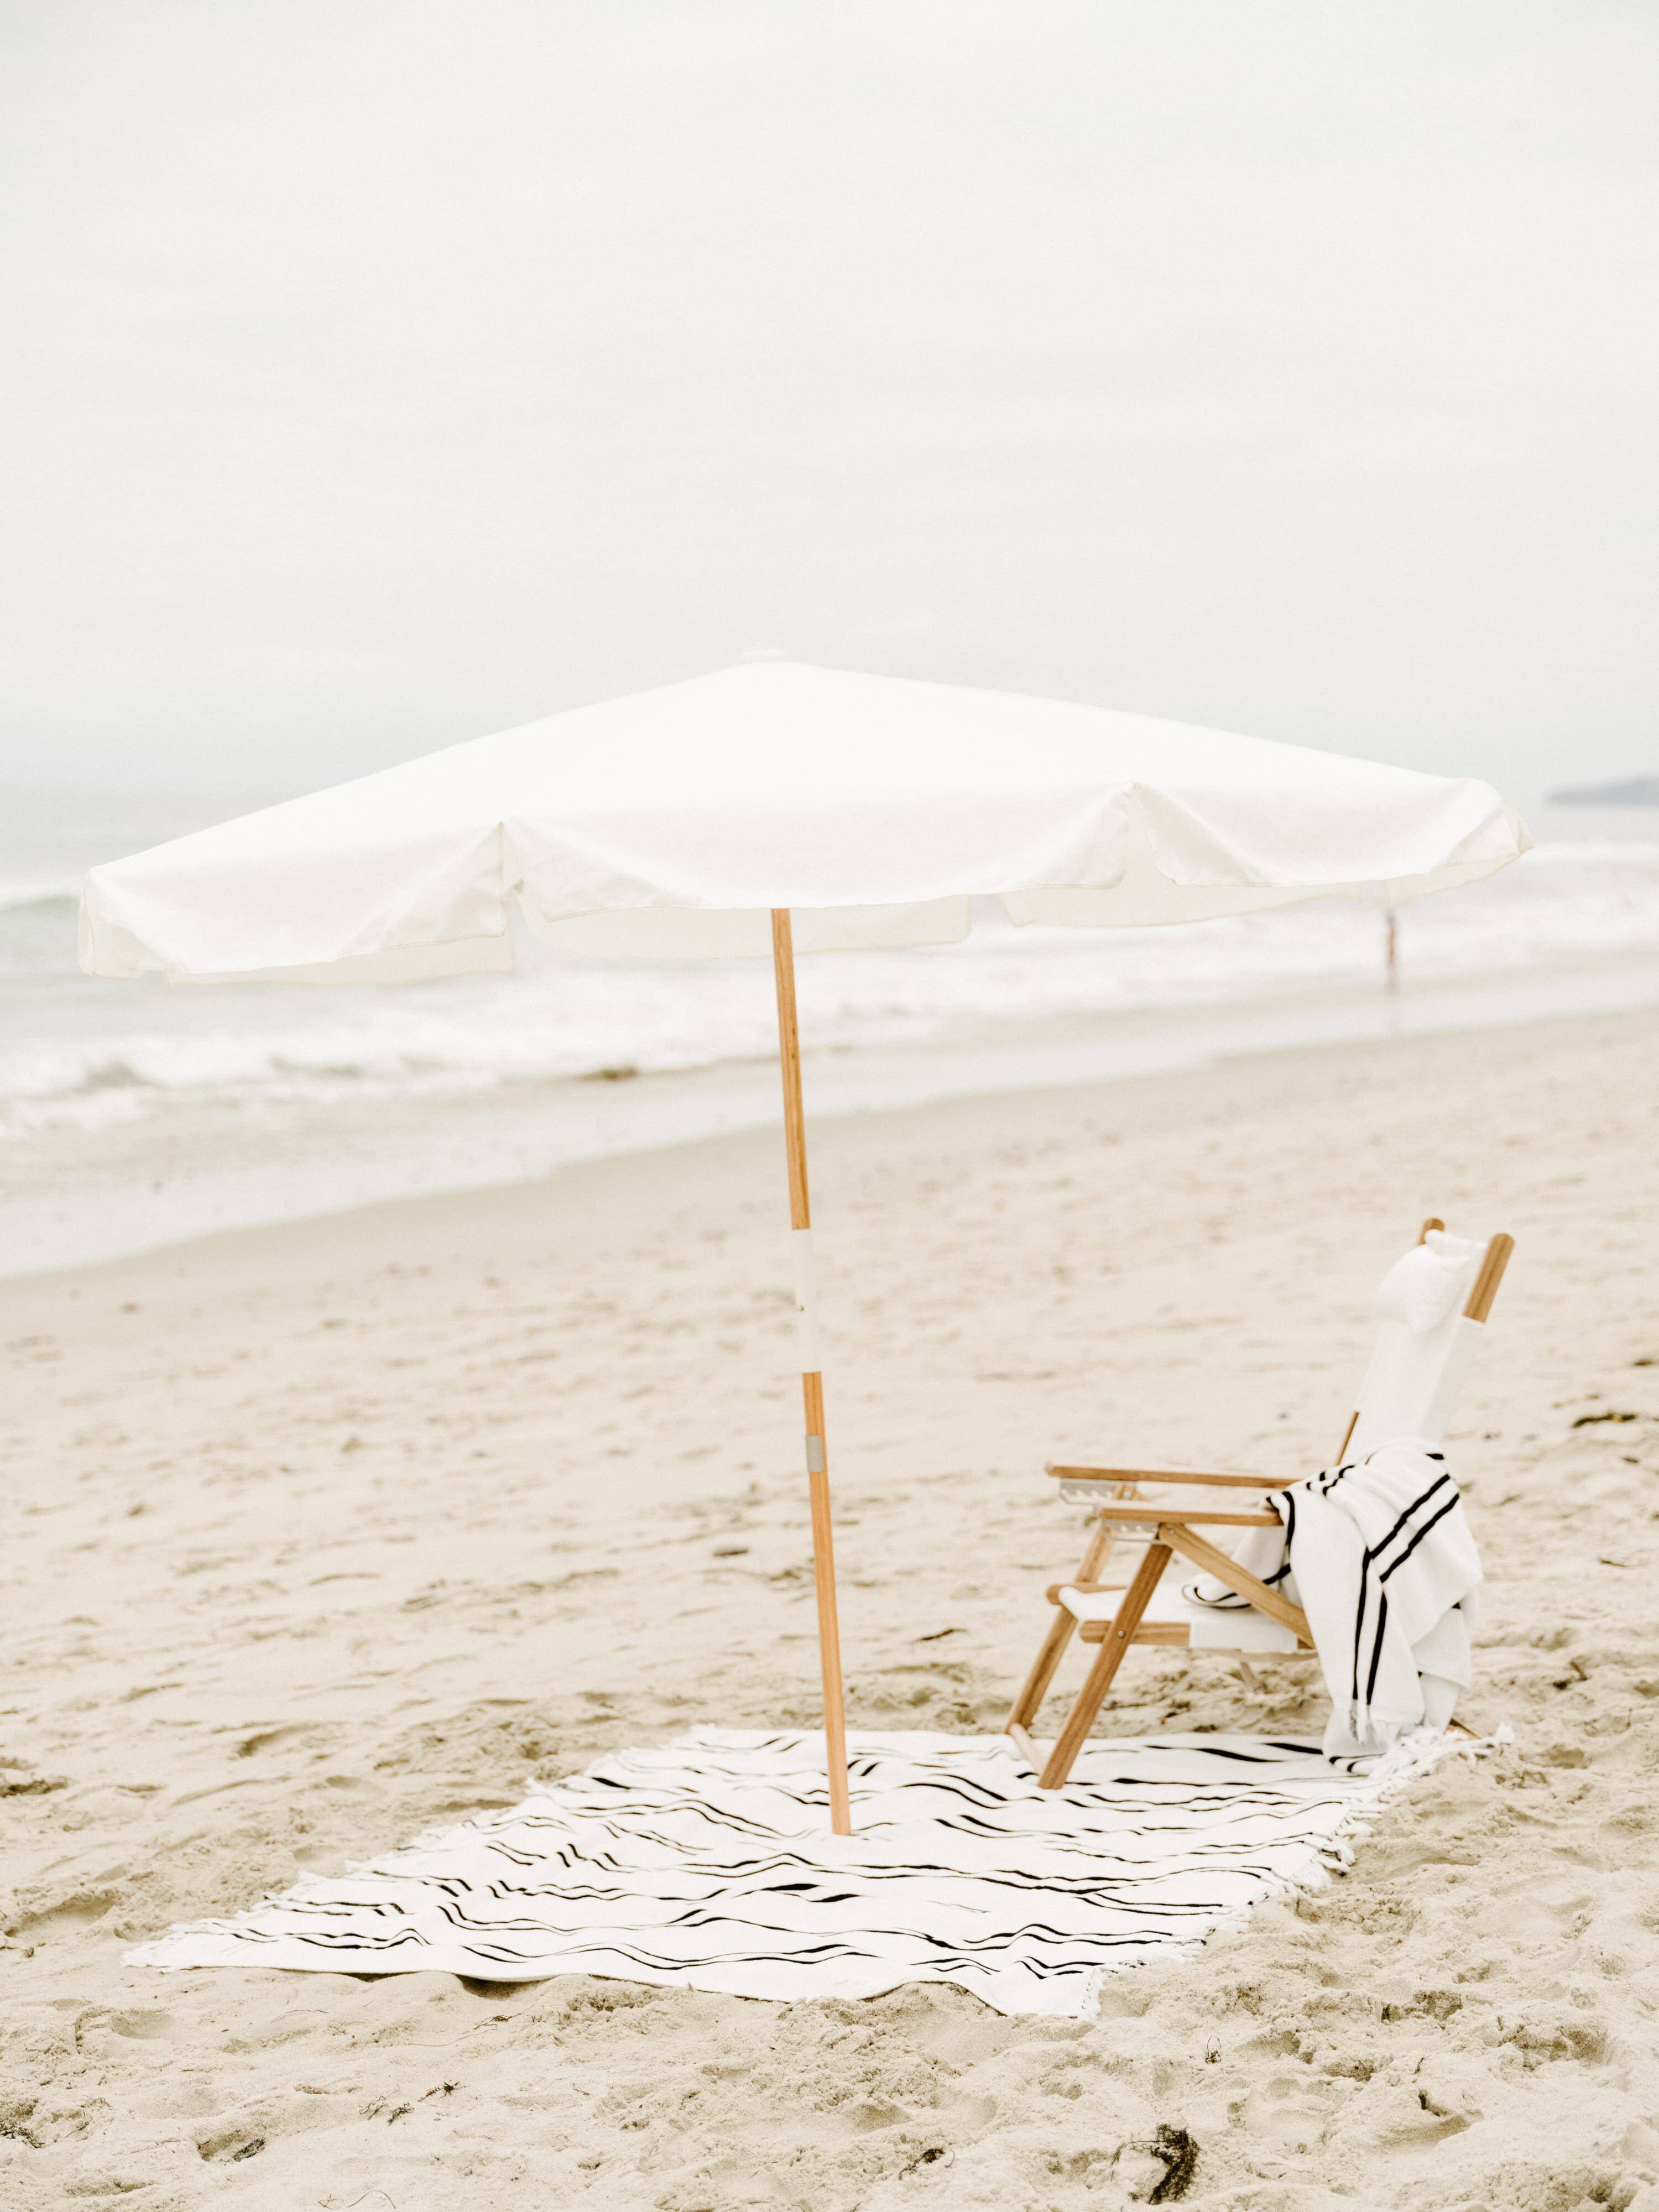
[1298,1445,1480,1756]
[129,1728,1438,2017]
[1209,1439,1482,1760]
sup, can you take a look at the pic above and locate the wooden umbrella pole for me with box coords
[770,908,853,1837]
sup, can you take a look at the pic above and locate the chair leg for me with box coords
[1006,1515,1115,1735]
[1038,1542,1171,1790]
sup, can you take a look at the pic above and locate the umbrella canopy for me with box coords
[79,661,1530,1838]
[80,659,1527,983]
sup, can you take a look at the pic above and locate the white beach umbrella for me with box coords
[81,659,1529,1833]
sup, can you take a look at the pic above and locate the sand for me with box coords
[2,1005,1657,2210]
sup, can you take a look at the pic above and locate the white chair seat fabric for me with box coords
[1058,1571,1299,1653]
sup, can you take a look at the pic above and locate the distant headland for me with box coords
[1550,776,1659,806]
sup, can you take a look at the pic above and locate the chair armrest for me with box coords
[1082,1504,1281,1527]
[1045,1463,1274,1490]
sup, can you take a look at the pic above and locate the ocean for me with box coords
[4,786,1658,1275]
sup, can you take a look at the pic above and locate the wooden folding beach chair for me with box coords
[1007,1218,1515,1790]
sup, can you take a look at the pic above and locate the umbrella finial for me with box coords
[733,644,791,664]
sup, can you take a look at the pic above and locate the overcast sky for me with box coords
[2,1,1654,808]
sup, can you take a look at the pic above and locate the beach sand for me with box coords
[2,1005,1656,2209]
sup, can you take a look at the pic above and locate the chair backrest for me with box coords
[1340,1217,1514,1463]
